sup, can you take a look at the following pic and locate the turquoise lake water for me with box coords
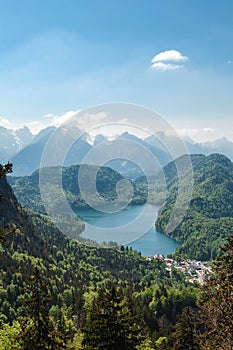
[78,204,180,257]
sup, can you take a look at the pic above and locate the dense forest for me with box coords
[155,153,233,260]
[1,159,233,348]
[8,164,129,215]
[0,166,196,349]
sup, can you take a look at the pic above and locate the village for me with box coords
[148,254,213,284]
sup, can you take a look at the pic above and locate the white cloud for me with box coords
[26,110,80,134]
[26,121,48,134]
[177,127,216,142]
[119,118,129,123]
[152,49,189,63]
[52,110,79,127]
[43,113,55,118]
[0,117,23,130]
[26,110,109,134]
[203,127,215,132]
[0,117,12,129]
[151,62,184,71]
[74,112,108,130]
[151,49,189,71]
[0,110,107,135]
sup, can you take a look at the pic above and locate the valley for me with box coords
[1,156,233,348]
[7,152,233,261]
[1,2,233,348]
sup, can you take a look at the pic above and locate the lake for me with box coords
[78,204,180,257]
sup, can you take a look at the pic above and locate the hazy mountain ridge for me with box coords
[6,126,173,177]
[2,124,233,177]
[9,125,92,176]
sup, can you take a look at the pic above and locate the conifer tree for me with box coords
[82,285,144,349]
[173,306,200,350]
[0,162,14,243]
[199,235,233,349]
[19,267,66,350]
[0,162,12,179]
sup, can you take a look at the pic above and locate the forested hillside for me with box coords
[156,153,233,260]
[8,164,125,213]
[0,172,199,349]
[1,161,233,348]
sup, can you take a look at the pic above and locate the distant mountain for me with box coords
[30,125,56,144]
[103,132,172,179]
[93,134,108,146]
[9,129,173,178]
[155,153,233,260]
[145,132,233,161]
[10,125,91,176]
[199,137,233,159]
[7,123,233,179]
[145,132,202,156]
[10,126,55,176]
[0,126,33,162]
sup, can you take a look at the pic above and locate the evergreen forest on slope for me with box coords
[0,156,233,348]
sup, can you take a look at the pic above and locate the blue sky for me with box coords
[0,0,233,141]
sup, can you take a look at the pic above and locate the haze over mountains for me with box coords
[2,124,233,177]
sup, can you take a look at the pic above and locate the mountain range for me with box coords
[2,124,233,177]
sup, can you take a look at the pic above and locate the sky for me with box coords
[0,0,233,141]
